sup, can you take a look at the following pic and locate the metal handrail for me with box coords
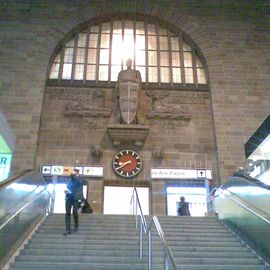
[216,188,270,225]
[130,187,177,270]
[206,187,217,216]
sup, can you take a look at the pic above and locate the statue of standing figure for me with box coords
[116,58,142,124]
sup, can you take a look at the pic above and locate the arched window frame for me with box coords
[47,17,209,91]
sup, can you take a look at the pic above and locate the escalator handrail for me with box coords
[0,186,48,231]
[232,171,270,190]
[0,169,32,189]
[216,188,270,225]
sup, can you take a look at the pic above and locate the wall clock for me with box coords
[112,149,143,178]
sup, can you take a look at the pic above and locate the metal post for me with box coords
[148,229,152,270]
[164,251,168,270]
[140,221,143,258]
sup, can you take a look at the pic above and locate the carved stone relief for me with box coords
[64,89,111,118]
[144,90,192,127]
[63,89,112,131]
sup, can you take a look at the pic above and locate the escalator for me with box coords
[213,172,270,263]
[0,171,53,268]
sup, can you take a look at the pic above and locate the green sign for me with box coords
[0,153,12,182]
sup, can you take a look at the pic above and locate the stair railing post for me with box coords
[148,229,152,270]
[164,251,168,270]
[140,221,143,258]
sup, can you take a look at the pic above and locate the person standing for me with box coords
[63,169,84,235]
[177,196,191,216]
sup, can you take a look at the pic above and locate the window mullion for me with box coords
[168,30,173,86]
[133,19,136,68]
[145,21,148,86]
[84,25,91,83]
[96,24,102,83]
[108,21,113,83]
[192,47,198,87]
[58,46,65,82]
[179,34,185,86]
[71,32,79,82]
[156,24,161,86]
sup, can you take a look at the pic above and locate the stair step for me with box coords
[8,214,268,270]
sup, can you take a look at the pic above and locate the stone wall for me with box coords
[0,0,269,186]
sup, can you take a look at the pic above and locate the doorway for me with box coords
[166,184,207,216]
[103,186,149,215]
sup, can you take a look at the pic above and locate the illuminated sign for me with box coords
[0,153,12,182]
[41,164,104,177]
[151,168,212,180]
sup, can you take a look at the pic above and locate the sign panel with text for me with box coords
[41,164,104,178]
[0,153,12,182]
[151,168,212,180]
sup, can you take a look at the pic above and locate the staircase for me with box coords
[8,214,269,270]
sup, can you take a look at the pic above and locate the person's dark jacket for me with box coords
[66,175,84,201]
[177,201,190,216]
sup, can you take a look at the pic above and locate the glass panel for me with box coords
[77,33,87,47]
[113,21,122,33]
[183,42,192,51]
[197,68,206,84]
[160,67,170,83]
[159,27,167,36]
[64,48,73,63]
[214,176,270,259]
[89,34,98,48]
[172,67,181,83]
[66,37,75,47]
[159,36,168,50]
[136,50,145,66]
[99,49,109,64]
[185,67,194,83]
[99,65,108,81]
[136,66,146,82]
[124,20,133,35]
[90,25,99,33]
[123,34,134,62]
[111,50,122,65]
[87,49,97,64]
[172,52,180,66]
[148,36,157,50]
[160,51,169,66]
[74,64,84,80]
[171,37,180,51]
[148,51,157,66]
[111,65,122,81]
[112,34,122,49]
[136,35,145,50]
[86,65,96,80]
[196,56,203,68]
[62,64,72,79]
[0,171,51,262]
[75,48,85,63]
[49,63,59,79]
[147,24,156,35]
[136,22,145,34]
[100,33,110,48]
[148,67,157,82]
[54,53,61,63]
[184,52,193,67]
[101,22,110,33]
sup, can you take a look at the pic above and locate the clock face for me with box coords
[112,149,143,178]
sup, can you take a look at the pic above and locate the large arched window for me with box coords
[48,19,207,88]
